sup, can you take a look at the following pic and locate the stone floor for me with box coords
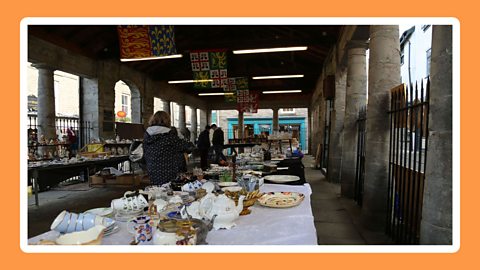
[27,155,392,244]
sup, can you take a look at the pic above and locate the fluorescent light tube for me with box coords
[233,46,307,54]
[198,92,235,96]
[121,54,183,62]
[168,79,213,84]
[262,90,302,94]
[253,74,304,80]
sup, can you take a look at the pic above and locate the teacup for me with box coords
[128,215,153,244]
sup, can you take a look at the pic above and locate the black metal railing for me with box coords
[354,106,367,206]
[320,99,334,172]
[386,79,430,244]
[27,114,91,148]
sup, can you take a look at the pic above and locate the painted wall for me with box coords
[400,25,433,85]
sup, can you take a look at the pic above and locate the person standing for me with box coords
[196,125,211,170]
[211,124,226,164]
[66,127,78,157]
[143,111,195,186]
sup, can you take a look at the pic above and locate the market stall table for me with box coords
[28,155,130,206]
[28,183,317,245]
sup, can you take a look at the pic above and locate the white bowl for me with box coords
[66,213,79,233]
[51,210,70,232]
[55,225,106,245]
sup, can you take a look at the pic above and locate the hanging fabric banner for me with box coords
[117,25,177,59]
[237,90,259,113]
[224,77,249,102]
[190,50,228,89]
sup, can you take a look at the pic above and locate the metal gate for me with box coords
[354,106,366,206]
[320,99,334,172]
[386,79,430,244]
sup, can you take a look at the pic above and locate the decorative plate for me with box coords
[84,207,113,217]
[218,182,238,187]
[257,192,305,208]
[263,175,300,183]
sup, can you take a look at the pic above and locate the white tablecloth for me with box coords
[28,184,317,245]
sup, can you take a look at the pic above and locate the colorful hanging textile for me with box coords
[223,77,249,102]
[190,50,228,89]
[117,25,177,59]
[237,90,259,113]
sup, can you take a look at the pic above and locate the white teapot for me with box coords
[199,194,245,230]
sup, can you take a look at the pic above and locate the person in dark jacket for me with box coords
[196,125,211,170]
[143,111,195,186]
[211,124,226,164]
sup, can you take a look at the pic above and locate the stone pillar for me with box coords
[190,107,198,142]
[162,100,171,115]
[199,109,208,130]
[362,26,401,230]
[328,68,347,183]
[341,41,369,198]
[34,64,57,141]
[178,104,186,130]
[207,110,212,125]
[272,108,279,133]
[81,77,100,140]
[238,110,244,140]
[420,25,452,245]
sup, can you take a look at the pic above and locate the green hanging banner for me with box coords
[190,49,228,89]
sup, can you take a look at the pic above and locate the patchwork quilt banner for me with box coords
[237,90,259,113]
[117,25,177,59]
[223,77,249,102]
[190,50,228,89]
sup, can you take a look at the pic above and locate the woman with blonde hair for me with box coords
[143,111,195,185]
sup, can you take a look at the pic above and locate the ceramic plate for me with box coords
[84,207,113,217]
[263,175,300,183]
[103,225,120,236]
[218,182,238,187]
[257,192,305,208]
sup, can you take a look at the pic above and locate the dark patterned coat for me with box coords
[143,126,194,185]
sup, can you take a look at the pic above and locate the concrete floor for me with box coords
[27,155,392,244]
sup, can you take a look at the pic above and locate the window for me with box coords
[280,108,295,114]
[121,94,129,113]
[426,48,432,76]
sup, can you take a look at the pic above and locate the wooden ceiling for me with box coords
[28,25,341,103]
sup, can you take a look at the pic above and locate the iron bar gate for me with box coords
[354,106,367,206]
[320,99,334,172]
[27,114,91,149]
[386,79,430,244]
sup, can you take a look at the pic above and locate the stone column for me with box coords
[328,68,347,183]
[420,25,452,245]
[341,41,369,198]
[34,64,56,140]
[199,109,208,130]
[238,110,244,140]
[190,107,198,142]
[207,110,212,125]
[362,26,401,230]
[178,104,186,130]
[162,100,171,115]
[272,108,279,133]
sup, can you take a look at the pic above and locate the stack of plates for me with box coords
[102,217,120,236]
[83,208,119,236]
[114,208,145,222]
